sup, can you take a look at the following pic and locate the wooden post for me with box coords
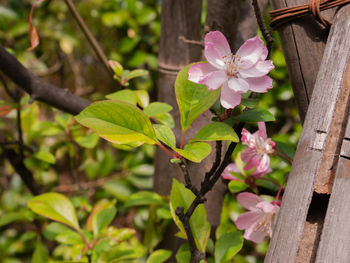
[265,5,350,263]
[269,0,336,123]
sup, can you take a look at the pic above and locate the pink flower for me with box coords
[222,163,271,180]
[241,122,275,175]
[235,192,280,243]
[188,31,274,109]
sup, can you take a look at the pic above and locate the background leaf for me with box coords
[233,108,275,122]
[147,249,172,263]
[214,232,243,263]
[92,207,117,237]
[27,192,80,230]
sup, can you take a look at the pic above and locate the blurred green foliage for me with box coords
[0,0,300,262]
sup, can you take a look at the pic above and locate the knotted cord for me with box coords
[270,0,350,29]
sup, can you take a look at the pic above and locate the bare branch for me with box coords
[63,0,115,79]
[0,45,90,115]
[252,0,274,58]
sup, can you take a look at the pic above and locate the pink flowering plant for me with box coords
[74,29,294,262]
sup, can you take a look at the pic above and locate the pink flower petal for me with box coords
[252,167,272,178]
[244,226,268,243]
[244,75,273,93]
[258,122,267,138]
[204,43,226,70]
[188,63,218,83]
[256,154,270,173]
[239,60,274,78]
[220,82,242,109]
[256,201,280,214]
[235,210,262,230]
[236,36,268,64]
[228,77,249,92]
[237,192,262,210]
[241,130,256,147]
[222,163,240,180]
[204,31,231,58]
[199,70,227,90]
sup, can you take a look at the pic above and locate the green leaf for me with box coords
[0,210,33,227]
[154,124,176,149]
[55,113,72,129]
[216,222,237,240]
[153,112,175,128]
[33,151,55,164]
[147,249,172,263]
[190,122,239,143]
[109,60,123,77]
[124,191,164,207]
[27,192,80,231]
[75,100,159,146]
[74,133,99,149]
[176,243,191,263]
[228,180,249,193]
[274,140,295,158]
[176,142,211,163]
[170,179,210,252]
[233,108,275,122]
[92,207,117,237]
[135,90,150,108]
[241,98,259,108]
[144,102,173,117]
[32,241,49,263]
[214,232,243,263]
[106,89,137,105]
[126,69,149,81]
[175,63,220,132]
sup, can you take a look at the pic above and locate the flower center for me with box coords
[222,53,241,77]
[254,212,274,236]
[255,137,275,157]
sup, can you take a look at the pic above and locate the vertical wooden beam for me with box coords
[269,0,335,123]
[264,5,350,263]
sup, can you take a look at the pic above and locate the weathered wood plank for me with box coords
[264,5,350,263]
[270,0,336,123]
[315,46,350,263]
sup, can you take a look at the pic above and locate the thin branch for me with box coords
[63,0,115,79]
[205,141,222,181]
[179,161,200,196]
[0,144,42,195]
[176,123,244,263]
[0,45,90,115]
[252,0,274,58]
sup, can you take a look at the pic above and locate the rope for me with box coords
[270,0,350,29]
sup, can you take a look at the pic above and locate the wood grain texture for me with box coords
[270,0,335,123]
[264,5,350,263]
[315,158,350,263]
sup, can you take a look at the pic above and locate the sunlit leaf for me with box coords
[106,89,137,105]
[176,142,211,163]
[75,100,159,146]
[27,192,80,231]
[190,122,239,143]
